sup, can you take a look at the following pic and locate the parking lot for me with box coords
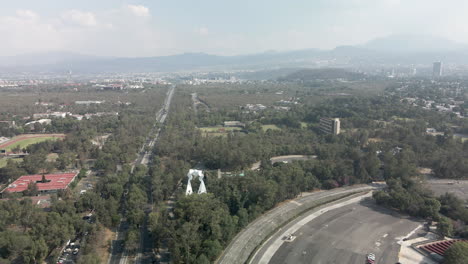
[75,170,97,196]
[253,198,422,264]
[57,240,80,264]
[425,179,468,200]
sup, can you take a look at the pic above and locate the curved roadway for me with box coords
[251,197,421,264]
[217,185,380,264]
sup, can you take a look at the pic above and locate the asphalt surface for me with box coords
[254,199,421,264]
[251,155,318,170]
[425,179,468,200]
[109,85,175,264]
[108,220,129,264]
[136,211,154,264]
[217,185,379,264]
[270,155,317,165]
[135,85,175,264]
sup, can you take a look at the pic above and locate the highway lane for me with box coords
[135,85,175,264]
[108,220,129,264]
[252,198,422,264]
[270,155,317,165]
[109,85,175,264]
[251,155,317,170]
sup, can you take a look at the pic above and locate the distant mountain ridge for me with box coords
[1,35,468,73]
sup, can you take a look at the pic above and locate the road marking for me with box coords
[383,233,388,238]
[291,200,302,206]
[397,224,422,245]
[254,192,372,264]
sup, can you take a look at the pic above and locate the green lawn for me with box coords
[4,137,61,151]
[261,124,281,131]
[199,126,242,132]
[0,158,22,168]
[391,116,415,122]
[199,126,244,137]
[454,134,468,142]
[300,122,308,129]
[46,153,59,162]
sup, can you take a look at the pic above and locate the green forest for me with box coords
[0,78,467,263]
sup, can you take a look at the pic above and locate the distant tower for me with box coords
[67,69,73,84]
[433,62,442,78]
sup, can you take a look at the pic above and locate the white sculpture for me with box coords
[198,175,207,194]
[186,179,193,195]
[185,169,207,195]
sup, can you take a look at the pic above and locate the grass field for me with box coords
[46,153,59,162]
[199,126,242,132]
[199,126,244,137]
[454,134,468,142]
[261,124,281,131]
[368,138,384,143]
[0,158,23,168]
[391,116,415,122]
[0,134,65,152]
[3,137,60,151]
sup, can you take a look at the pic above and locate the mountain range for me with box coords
[1,35,468,73]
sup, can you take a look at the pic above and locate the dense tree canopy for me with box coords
[444,242,468,264]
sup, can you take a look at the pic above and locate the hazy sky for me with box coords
[0,0,467,57]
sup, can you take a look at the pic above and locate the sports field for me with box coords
[0,134,65,151]
[454,133,468,142]
[198,126,244,137]
[262,124,281,131]
[199,126,242,132]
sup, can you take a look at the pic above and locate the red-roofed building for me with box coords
[1,172,78,194]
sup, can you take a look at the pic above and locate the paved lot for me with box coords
[258,199,421,264]
[270,155,317,165]
[425,179,468,200]
[217,185,378,264]
[75,171,96,196]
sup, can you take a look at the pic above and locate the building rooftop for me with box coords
[2,172,78,193]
